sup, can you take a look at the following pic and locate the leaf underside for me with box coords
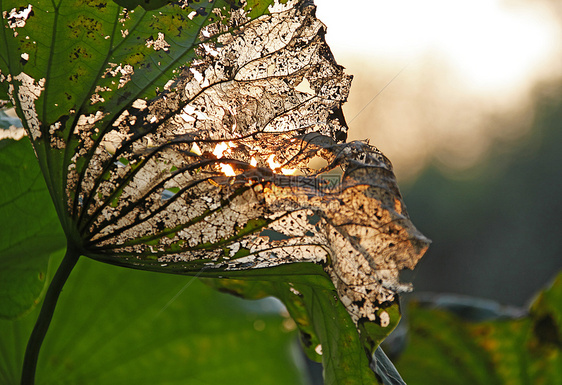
[1,0,430,382]
[0,254,306,385]
[0,136,65,319]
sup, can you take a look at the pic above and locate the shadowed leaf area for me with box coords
[0,0,429,383]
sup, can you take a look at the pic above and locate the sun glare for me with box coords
[267,154,297,175]
[316,0,558,93]
[212,142,237,176]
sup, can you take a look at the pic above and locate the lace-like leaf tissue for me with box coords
[4,0,429,330]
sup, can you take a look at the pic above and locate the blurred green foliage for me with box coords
[395,271,562,385]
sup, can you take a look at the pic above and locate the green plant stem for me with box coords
[21,243,80,385]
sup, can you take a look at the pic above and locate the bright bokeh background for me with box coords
[314,0,562,307]
[316,0,562,179]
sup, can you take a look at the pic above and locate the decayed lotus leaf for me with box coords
[7,0,429,330]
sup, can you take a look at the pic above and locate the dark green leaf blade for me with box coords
[0,137,66,319]
[0,255,305,384]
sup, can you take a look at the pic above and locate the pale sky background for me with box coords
[314,0,562,180]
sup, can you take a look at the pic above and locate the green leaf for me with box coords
[205,268,403,385]
[0,137,66,319]
[395,272,562,385]
[0,254,305,384]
